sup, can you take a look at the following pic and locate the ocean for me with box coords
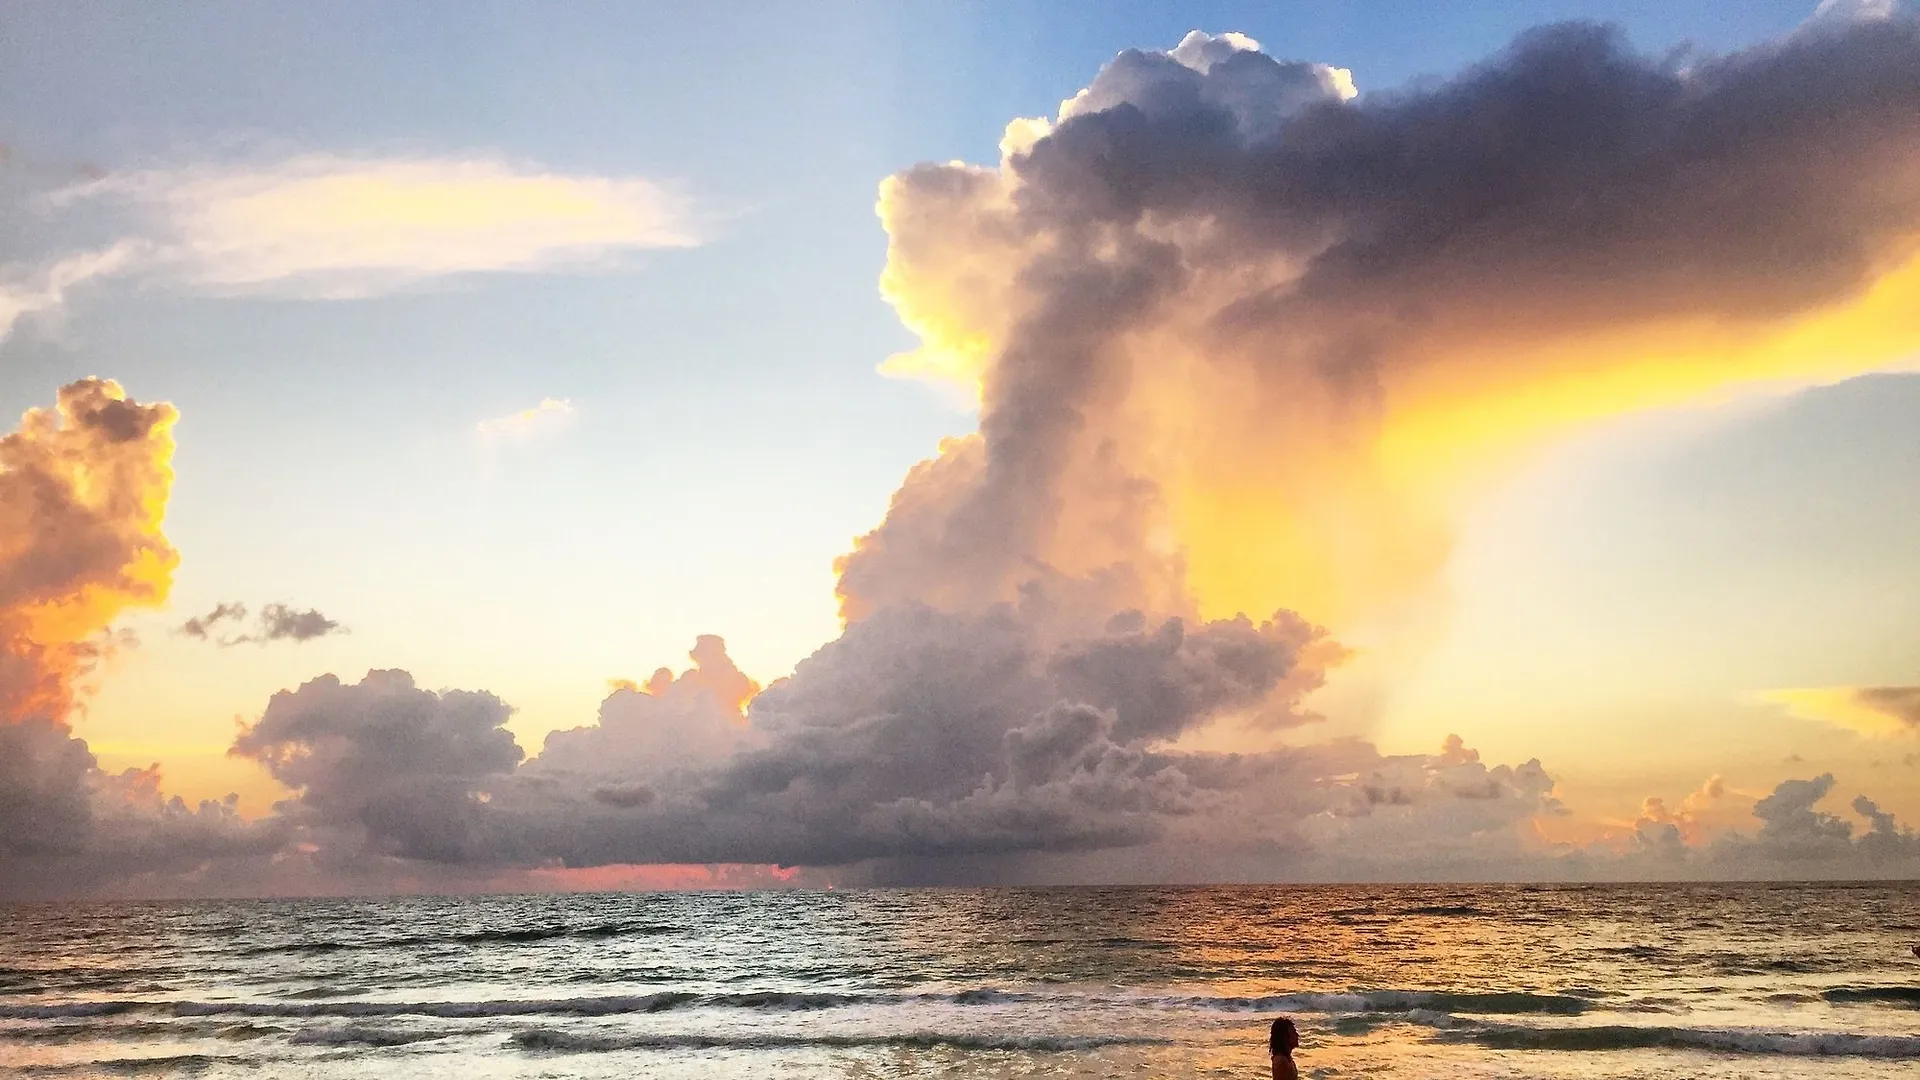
[2,883,1917,1078]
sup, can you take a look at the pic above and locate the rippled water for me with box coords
[3,884,1917,1077]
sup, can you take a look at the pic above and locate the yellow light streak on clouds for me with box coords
[1375,248,1920,499]
[477,397,576,441]
[1762,686,1920,739]
[1,154,702,339]
[875,238,1920,630]
[82,156,699,292]
[1198,248,1920,627]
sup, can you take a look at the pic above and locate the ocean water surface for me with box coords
[2,884,1917,1078]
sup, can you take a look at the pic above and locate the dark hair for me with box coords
[1269,1016,1298,1054]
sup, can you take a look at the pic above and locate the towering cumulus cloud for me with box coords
[0,381,260,895]
[659,12,1916,880]
[534,635,761,785]
[17,12,1920,896]
[0,379,177,728]
[231,671,522,862]
[849,18,1920,629]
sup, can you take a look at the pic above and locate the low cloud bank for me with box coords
[7,620,1916,894]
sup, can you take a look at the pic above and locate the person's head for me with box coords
[1269,1016,1299,1054]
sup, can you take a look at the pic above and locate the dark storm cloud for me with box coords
[1047,610,1331,740]
[1618,770,1918,877]
[230,670,522,861]
[0,720,97,858]
[1702,774,1920,871]
[700,605,1320,863]
[476,603,1332,869]
[1856,686,1920,732]
[0,737,279,899]
[808,12,1920,881]
[1013,17,1920,324]
[1751,774,1856,851]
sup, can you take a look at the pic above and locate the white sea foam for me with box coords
[1455,1021,1920,1058]
[0,986,1596,1023]
[288,1024,460,1047]
[1162,990,1591,1015]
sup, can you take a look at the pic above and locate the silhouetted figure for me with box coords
[1269,1016,1299,1080]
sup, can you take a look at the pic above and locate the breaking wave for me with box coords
[0,985,1614,1026]
[6,1054,258,1076]
[234,922,678,956]
[1173,990,1591,1015]
[1455,1022,1920,1058]
[8,991,1917,1063]
[1823,986,1920,1007]
[287,1024,460,1047]
[0,986,1594,1022]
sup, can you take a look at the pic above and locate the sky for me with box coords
[3,0,1919,897]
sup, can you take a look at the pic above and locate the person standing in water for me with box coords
[1269,1017,1300,1080]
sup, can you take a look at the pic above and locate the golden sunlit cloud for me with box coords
[0,154,704,342]
[1632,775,1730,845]
[1183,247,1920,627]
[476,397,576,441]
[0,380,256,884]
[0,379,179,726]
[59,155,700,292]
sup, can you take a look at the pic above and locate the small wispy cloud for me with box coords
[178,601,248,640]
[1811,0,1899,28]
[0,243,145,342]
[477,397,575,441]
[254,603,343,643]
[177,601,344,646]
[2,153,703,342]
